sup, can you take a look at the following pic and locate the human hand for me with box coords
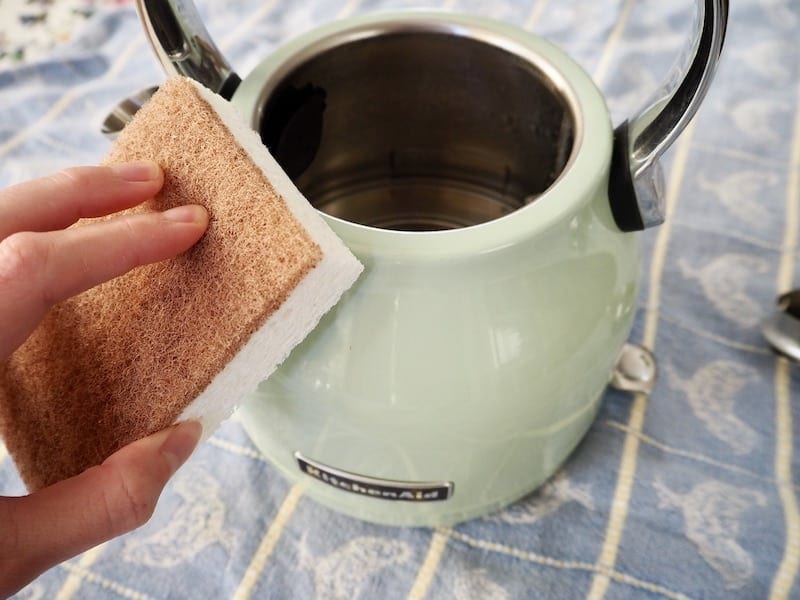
[0,162,209,597]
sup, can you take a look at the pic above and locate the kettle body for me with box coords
[133,3,728,525]
[235,13,638,525]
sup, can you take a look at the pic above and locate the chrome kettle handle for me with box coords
[134,0,728,232]
[610,0,729,231]
[135,0,241,99]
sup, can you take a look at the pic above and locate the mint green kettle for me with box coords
[136,0,728,526]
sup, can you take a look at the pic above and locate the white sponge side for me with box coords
[177,80,363,436]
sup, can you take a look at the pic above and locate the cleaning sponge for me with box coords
[0,77,363,491]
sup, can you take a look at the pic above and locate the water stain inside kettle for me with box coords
[260,31,576,231]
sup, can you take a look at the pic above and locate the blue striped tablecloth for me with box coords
[1,0,798,598]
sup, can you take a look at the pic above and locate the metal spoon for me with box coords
[101,85,158,139]
[762,289,800,362]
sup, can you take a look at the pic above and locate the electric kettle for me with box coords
[134,0,728,526]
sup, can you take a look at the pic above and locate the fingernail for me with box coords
[111,160,161,182]
[160,421,203,473]
[163,204,209,224]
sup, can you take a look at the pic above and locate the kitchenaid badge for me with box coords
[295,453,453,502]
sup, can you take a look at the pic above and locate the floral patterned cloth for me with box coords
[1,0,799,599]
[0,0,131,64]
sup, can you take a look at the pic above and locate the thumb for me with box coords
[0,420,202,597]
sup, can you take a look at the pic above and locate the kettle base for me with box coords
[236,389,603,527]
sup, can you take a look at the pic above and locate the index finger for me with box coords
[0,205,208,359]
[0,162,164,242]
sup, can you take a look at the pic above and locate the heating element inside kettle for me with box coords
[260,32,577,231]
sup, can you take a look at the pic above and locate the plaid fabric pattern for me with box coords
[1,0,798,598]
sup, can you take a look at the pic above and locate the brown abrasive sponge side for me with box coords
[0,77,362,490]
